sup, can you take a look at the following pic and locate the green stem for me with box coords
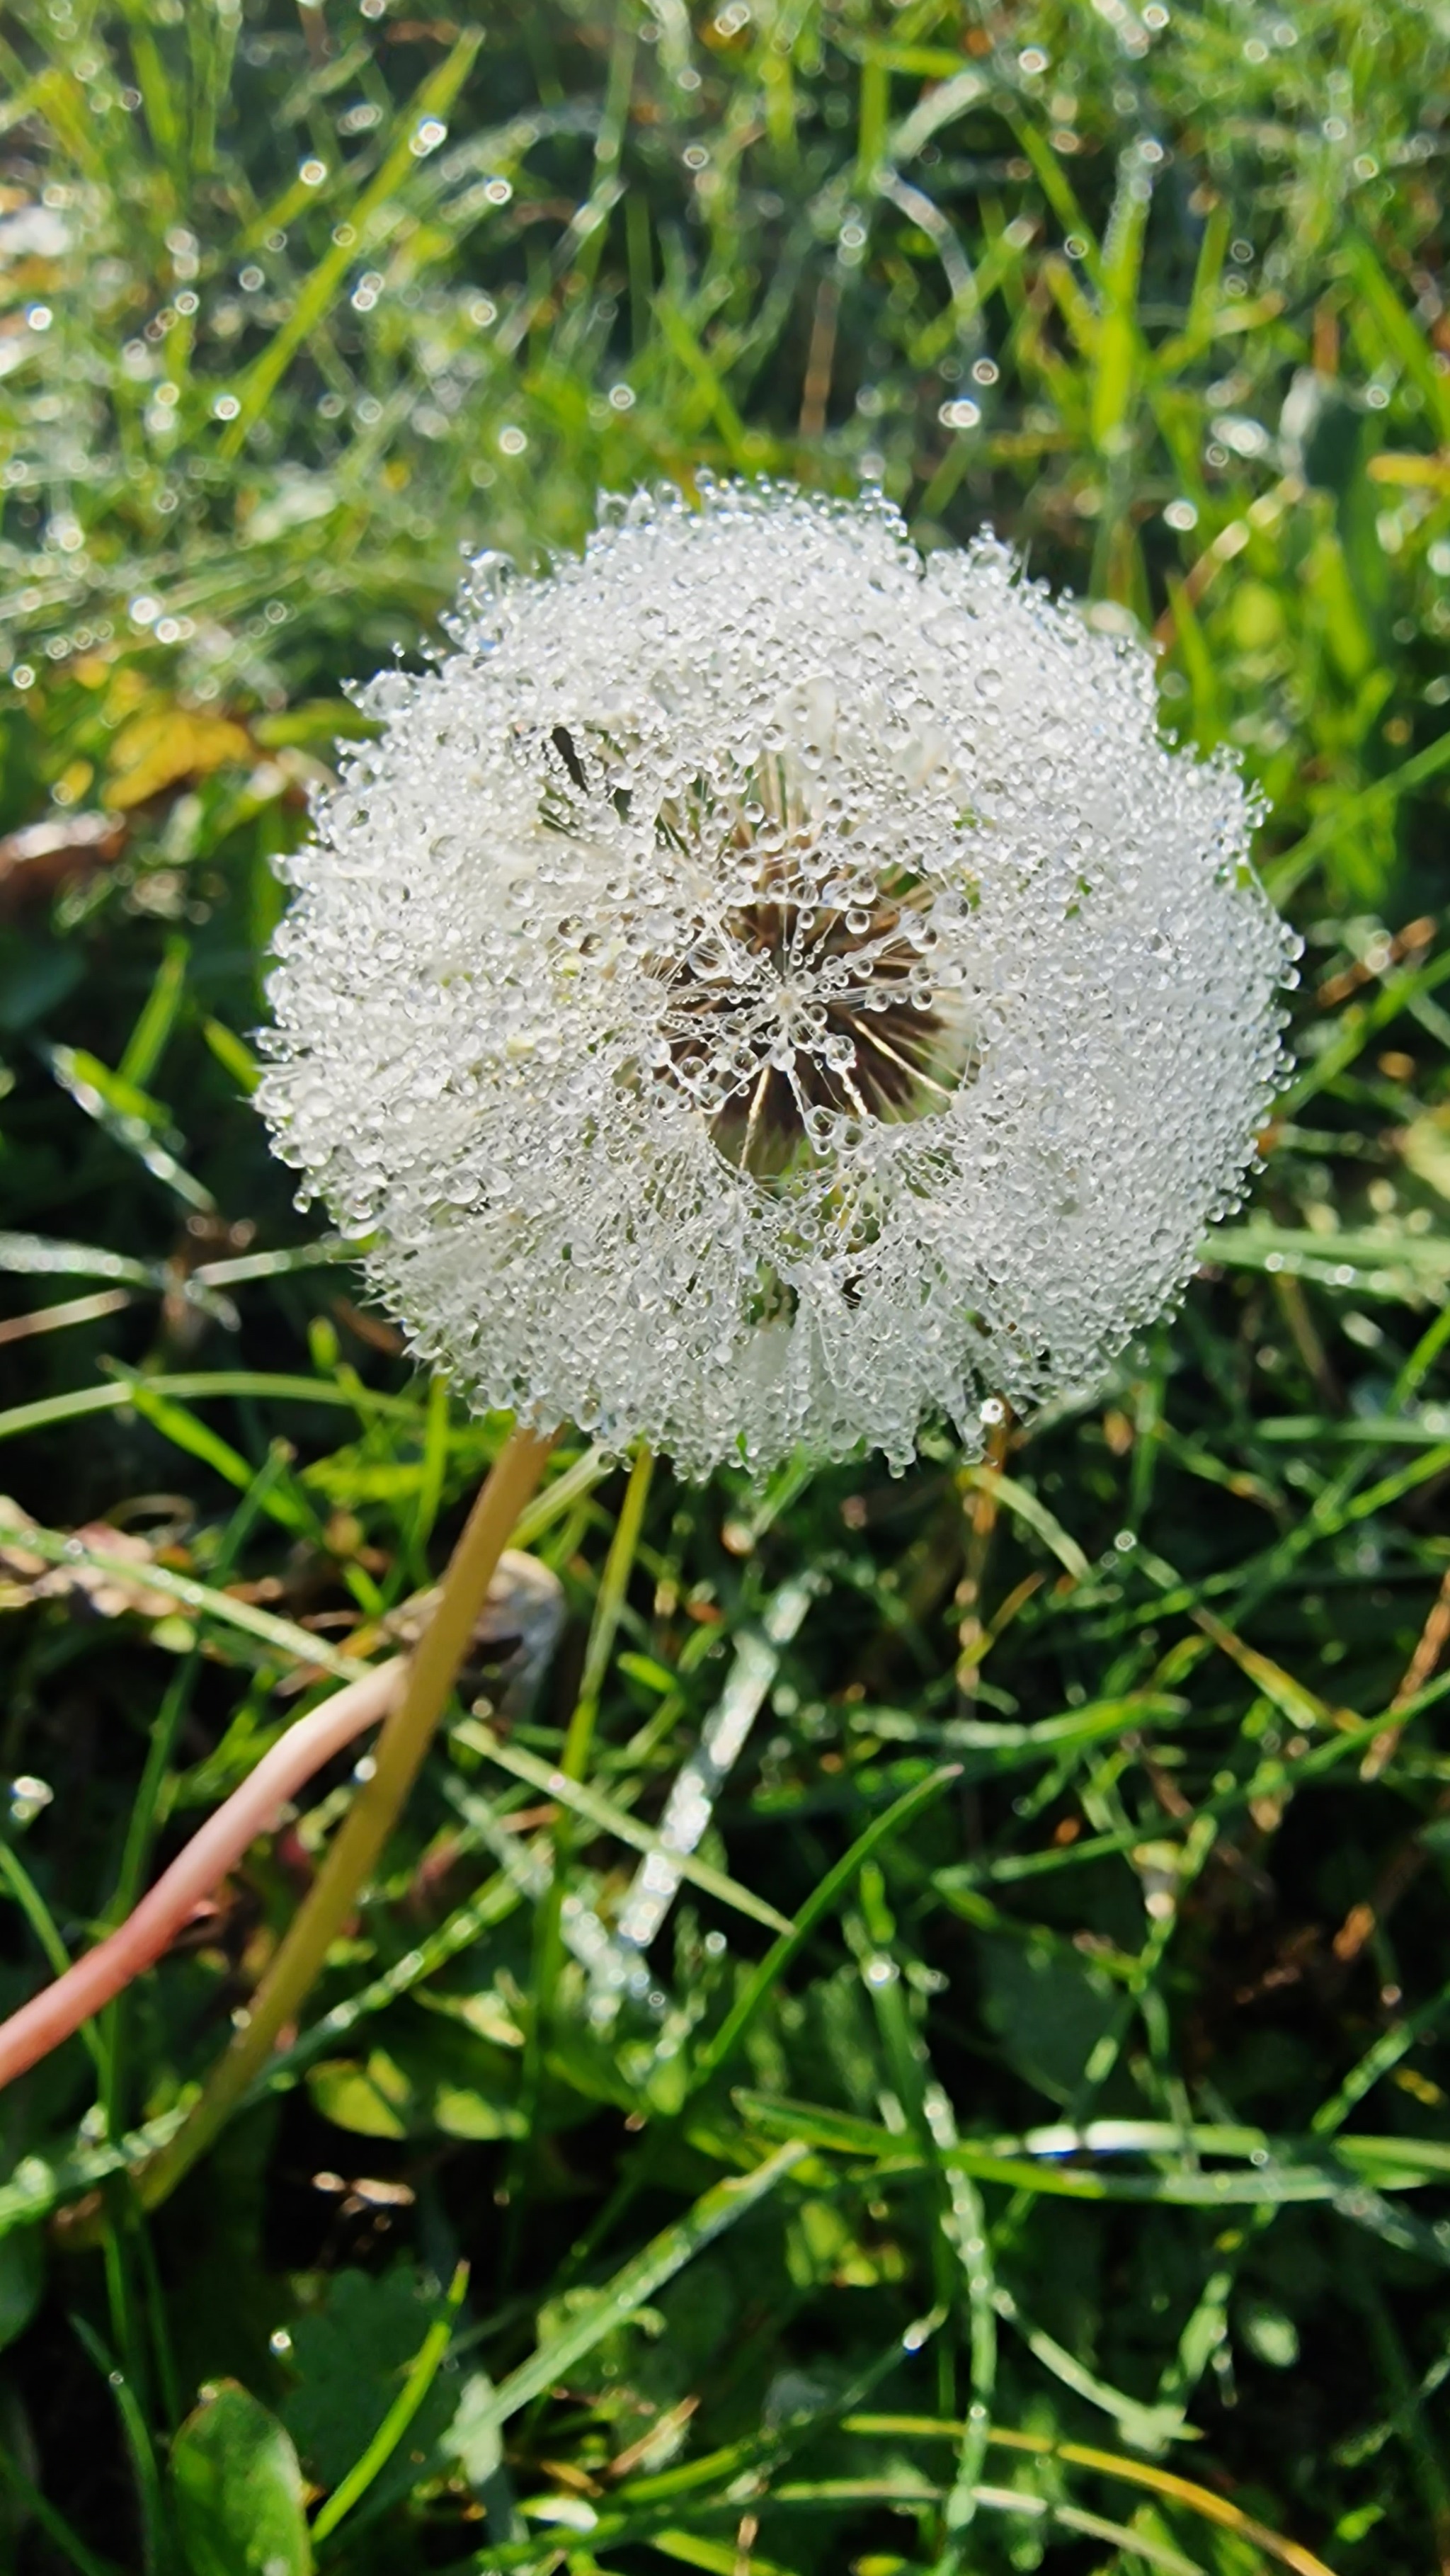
[0,1842,105,2076]
[136,1420,554,2211]
[544,1441,655,1964]
[505,1444,653,2259]
[312,2260,469,2545]
[563,1444,657,1783]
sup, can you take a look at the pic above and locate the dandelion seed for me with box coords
[258,481,1297,1478]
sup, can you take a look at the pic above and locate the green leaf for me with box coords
[303,2051,415,2141]
[169,2382,312,2576]
[310,2262,468,2543]
[304,2019,526,2142]
[280,2267,457,2496]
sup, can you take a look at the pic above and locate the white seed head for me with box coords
[258,481,1298,1477]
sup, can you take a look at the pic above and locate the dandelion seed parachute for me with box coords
[258,481,1297,1478]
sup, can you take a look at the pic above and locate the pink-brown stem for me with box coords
[0,1657,404,2092]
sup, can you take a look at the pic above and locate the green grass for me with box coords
[1,1,1449,2569]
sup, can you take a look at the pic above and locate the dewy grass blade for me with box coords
[0,1233,163,1287]
[218,31,483,453]
[0,1842,106,2075]
[1208,1221,1450,1289]
[684,1766,961,2102]
[69,2315,166,2576]
[937,1689,1187,1754]
[733,2091,1450,2200]
[450,1718,794,1935]
[43,1042,215,1214]
[0,1371,423,1447]
[841,2421,1337,2576]
[480,2143,809,2429]
[183,1236,350,1290]
[608,1572,820,1971]
[312,2260,469,2543]
[959,1464,1090,1582]
[0,2109,189,2243]
[991,2276,1188,2452]
[515,1443,655,2145]
[923,2088,998,2563]
[1311,1975,1450,2136]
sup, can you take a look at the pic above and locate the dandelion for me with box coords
[0,483,1298,2137]
[259,479,1296,1477]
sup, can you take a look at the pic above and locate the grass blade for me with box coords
[685,1767,960,2100]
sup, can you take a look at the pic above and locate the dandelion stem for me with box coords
[135,1418,554,2211]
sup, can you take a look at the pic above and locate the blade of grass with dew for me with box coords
[482,2141,809,2429]
[450,1719,793,1937]
[684,1766,961,2102]
[311,2260,469,2544]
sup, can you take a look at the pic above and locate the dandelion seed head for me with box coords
[258,481,1297,1476]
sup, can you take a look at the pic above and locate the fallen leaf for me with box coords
[105,707,253,811]
[0,1499,183,1621]
[0,810,125,908]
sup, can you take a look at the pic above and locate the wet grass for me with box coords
[1,3,1449,2571]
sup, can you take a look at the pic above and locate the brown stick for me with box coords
[0,1657,404,2092]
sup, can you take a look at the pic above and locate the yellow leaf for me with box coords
[53,758,93,804]
[1400,1106,1450,1203]
[1369,450,1450,490]
[105,707,253,811]
[1392,2063,1446,2108]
